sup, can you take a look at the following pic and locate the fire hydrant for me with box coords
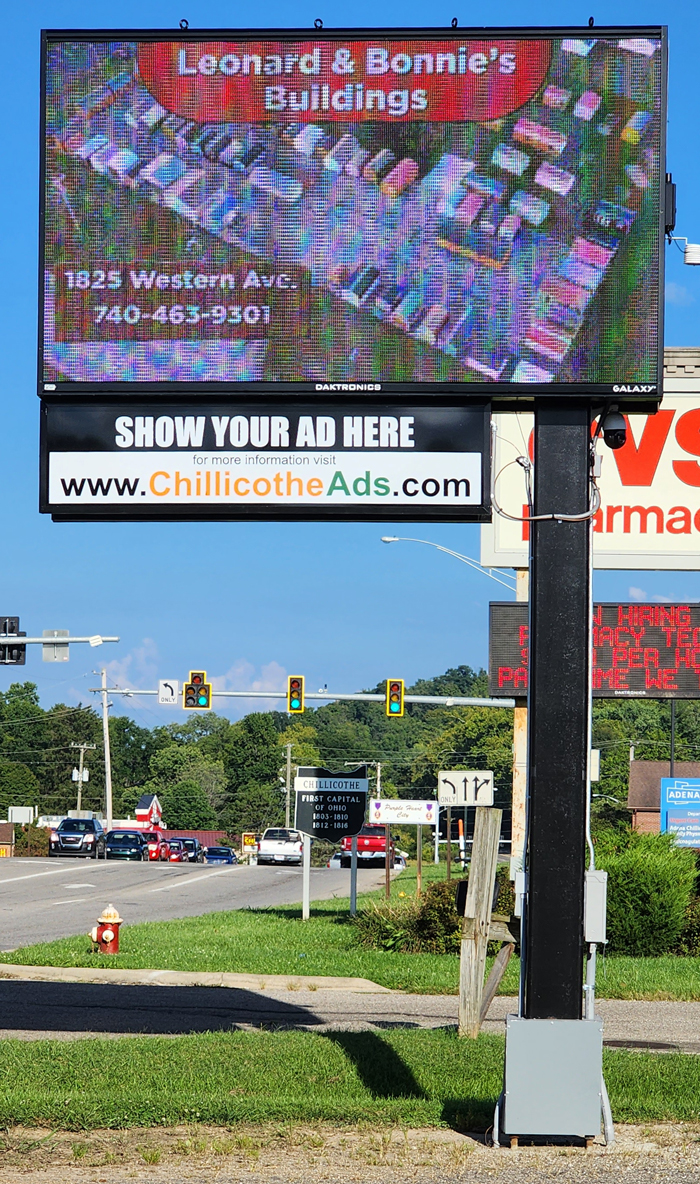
[90,904,123,954]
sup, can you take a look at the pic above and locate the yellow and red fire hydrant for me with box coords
[90,904,123,954]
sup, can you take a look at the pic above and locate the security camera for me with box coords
[601,410,627,450]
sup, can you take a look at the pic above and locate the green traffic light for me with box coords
[198,693,208,706]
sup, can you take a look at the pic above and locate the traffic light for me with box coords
[385,679,405,717]
[0,617,26,666]
[287,676,305,713]
[183,671,212,710]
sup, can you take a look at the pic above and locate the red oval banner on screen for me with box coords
[137,39,552,124]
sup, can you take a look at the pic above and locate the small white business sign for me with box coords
[370,799,437,826]
[438,770,494,807]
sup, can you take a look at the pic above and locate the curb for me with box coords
[0,963,392,993]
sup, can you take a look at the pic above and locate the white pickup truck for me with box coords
[256,828,303,866]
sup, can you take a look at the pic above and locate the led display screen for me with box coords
[41,28,666,395]
[489,601,700,698]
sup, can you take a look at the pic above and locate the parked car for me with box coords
[204,846,238,865]
[49,817,106,859]
[141,830,169,861]
[105,830,148,861]
[256,828,303,865]
[340,825,395,868]
[327,850,343,868]
[165,838,189,862]
[180,837,205,863]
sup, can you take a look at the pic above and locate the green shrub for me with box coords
[598,833,696,955]
[351,899,421,952]
[14,824,49,857]
[352,879,462,954]
[413,880,462,954]
[677,898,700,956]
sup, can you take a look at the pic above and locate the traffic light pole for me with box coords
[100,669,114,832]
[524,403,591,1019]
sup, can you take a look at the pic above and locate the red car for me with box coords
[165,838,189,862]
[142,830,169,861]
[340,825,395,868]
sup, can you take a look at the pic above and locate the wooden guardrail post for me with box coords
[458,806,502,1038]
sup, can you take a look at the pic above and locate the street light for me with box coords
[380,536,517,591]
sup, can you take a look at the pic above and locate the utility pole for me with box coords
[100,669,114,830]
[285,743,292,828]
[70,741,96,812]
[525,405,590,1019]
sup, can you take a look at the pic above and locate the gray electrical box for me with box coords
[584,870,608,944]
[503,1016,603,1138]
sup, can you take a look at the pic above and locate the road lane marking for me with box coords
[52,898,88,905]
[149,869,237,893]
[64,884,96,888]
[0,867,82,886]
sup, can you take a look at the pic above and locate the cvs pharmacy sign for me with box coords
[483,356,700,570]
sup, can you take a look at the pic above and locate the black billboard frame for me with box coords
[39,393,492,523]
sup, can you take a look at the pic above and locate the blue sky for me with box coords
[2,0,700,725]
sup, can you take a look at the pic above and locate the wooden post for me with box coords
[446,805,452,880]
[385,824,391,899]
[416,824,422,898]
[459,806,502,1038]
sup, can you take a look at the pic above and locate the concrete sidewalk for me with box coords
[0,964,698,1048]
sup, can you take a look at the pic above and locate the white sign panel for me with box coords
[158,679,179,705]
[294,775,369,795]
[438,770,494,807]
[370,799,438,826]
[481,352,700,570]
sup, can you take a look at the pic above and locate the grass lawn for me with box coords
[0,1028,699,1130]
[2,863,699,999]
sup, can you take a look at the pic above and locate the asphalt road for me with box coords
[0,858,388,949]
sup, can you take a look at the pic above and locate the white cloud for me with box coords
[104,638,160,690]
[628,586,647,601]
[666,281,695,307]
[210,659,288,711]
[651,595,673,604]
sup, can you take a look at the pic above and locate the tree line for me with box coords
[0,671,693,835]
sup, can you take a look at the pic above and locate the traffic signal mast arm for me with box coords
[91,687,514,708]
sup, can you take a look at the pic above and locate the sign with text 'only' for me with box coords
[40,401,489,522]
[490,602,700,698]
[294,766,368,841]
[438,770,494,806]
[661,778,700,848]
[370,799,437,826]
[482,364,700,570]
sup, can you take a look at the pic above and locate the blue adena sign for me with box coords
[660,778,700,848]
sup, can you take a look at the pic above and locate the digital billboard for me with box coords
[489,602,700,698]
[41,27,666,397]
[40,399,490,521]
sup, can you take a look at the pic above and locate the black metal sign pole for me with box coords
[525,402,591,1019]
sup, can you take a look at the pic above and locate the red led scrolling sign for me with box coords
[489,602,700,698]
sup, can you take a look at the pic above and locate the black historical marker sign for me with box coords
[294,766,368,841]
